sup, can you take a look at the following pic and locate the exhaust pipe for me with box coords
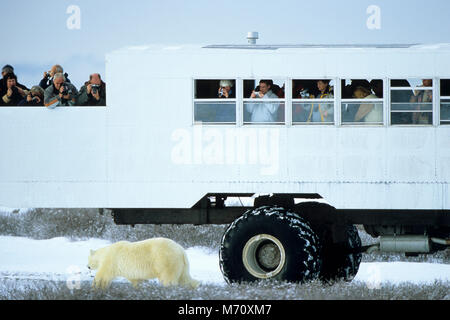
[379,235,431,253]
[431,237,450,246]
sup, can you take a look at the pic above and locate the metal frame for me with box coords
[192,77,448,127]
[389,79,434,126]
[241,78,287,126]
[192,78,238,125]
[441,96,450,125]
[112,205,450,226]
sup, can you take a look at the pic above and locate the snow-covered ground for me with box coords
[0,236,449,287]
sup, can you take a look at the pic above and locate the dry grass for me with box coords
[0,208,227,250]
[0,208,449,300]
[1,278,449,300]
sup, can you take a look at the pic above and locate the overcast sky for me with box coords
[2,0,450,89]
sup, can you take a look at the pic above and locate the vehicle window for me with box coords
[292,79,334,124]
[243,79,285,124]
[441,79,450,125]
[194,79,236,124]
[341,79,383,125]
[390,79,433,125]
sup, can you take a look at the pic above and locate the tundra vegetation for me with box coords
[0,208,448,300]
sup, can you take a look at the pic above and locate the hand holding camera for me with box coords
[27,93,40,104]
[218,87,229,98]
[6,86,19,98]
[251,90,261,98]
[91,84,100,95]
[91,85,100,100]
[59,84,70,99]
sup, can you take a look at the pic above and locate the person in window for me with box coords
[246,79,280,122]
[1,73,29,106]
[410,79,432,124]
[217,80,235,98]
[306,80,334,122]
[18,86,45,106]
[293,80,316,122]
[44,73,78,108]
[213,80,235,122]
[353,86,382,123]
[77,73,106,106]
[39,65,72,90]
[271,83,285,98]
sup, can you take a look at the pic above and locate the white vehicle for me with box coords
[1,38,449,283]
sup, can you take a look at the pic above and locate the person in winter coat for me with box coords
[1,73,29,106]
[44,73,78,108]
[245,79,280,123]
[306,80,334,123]
[1,65,15,94]
[77,73,106,106]
[353,86,382,123]
[18,86,45,106]
[39,64,71,90]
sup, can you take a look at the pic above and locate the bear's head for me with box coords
[87,249,101,270]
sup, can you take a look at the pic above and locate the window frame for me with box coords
[389,79,435,126]
[191,77,449,127]
[242,78,287,126]
[291,78,337,126]
[439,78,450,125]
[339,78,385,126]
[192,78,238,125]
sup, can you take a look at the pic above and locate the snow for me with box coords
[0,236,449,287]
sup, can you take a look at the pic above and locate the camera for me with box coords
[61,85,68,95]
[300,89,310,98]
[11,86,19,95]
[91,84,100,95]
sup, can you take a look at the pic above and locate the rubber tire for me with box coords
[219,206,321,284]
[319,225,362,283]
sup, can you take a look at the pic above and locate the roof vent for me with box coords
[247,32,259,45]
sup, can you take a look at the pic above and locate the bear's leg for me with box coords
[93,267,114,290]
[93,276,112,290]
[159,272,178,287]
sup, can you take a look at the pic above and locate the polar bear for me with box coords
[87,238,199,289]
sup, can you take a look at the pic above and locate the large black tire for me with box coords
[319,225,362,282]
[219,206,321,284]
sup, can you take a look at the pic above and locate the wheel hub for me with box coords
[242,234,286,279]
[257,241,281,270]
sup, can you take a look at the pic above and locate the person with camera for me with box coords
[1,73,29,106]
[77,73,106,106]
[1,66,29,100]
[44,73,78,108]
[217,80,235,98]
[39,65,71,90]
[18,86,45,106]
[245,79,280,123]
[1,65,15,93]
